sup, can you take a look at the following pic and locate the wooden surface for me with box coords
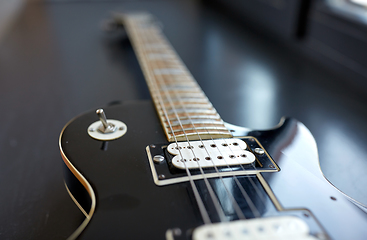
[0,0,367,239]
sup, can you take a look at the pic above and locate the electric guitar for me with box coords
[59,13,367,240]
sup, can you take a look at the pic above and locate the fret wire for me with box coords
[124,15,213,224]
[164,116,221,122]
[143,22,230,222]
[124,14,270,223]
[169,120,224,126]
[143,22,236,222]
[168,127,228,134]
[141,18,262,219]
[136,25,229,140]
[146,28,248,220]
[126,15,262,223]
[137,19,229,222]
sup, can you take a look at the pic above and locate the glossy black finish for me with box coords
[60,101,367,239]
[1,0,367,239]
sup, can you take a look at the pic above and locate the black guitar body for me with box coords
[60,100,367,240]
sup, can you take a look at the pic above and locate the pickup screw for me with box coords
[153,155,164,163]
[158,174,165,180]
[173,228,181,236]
[254,148,265,155]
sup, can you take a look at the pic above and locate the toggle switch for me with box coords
[87,108,127,141]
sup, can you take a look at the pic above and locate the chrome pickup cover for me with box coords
[167,139,255,170]
[192,216,318,240]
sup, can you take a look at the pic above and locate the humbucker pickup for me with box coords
[192,216,318,240]
[167,139,255,169]
[146,137,279,186]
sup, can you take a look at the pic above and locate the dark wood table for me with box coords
[1,0,366,239]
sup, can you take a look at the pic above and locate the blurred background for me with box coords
[0,0,366,239]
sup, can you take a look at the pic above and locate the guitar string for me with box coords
[125,17,211,223]
[129,15,271,224]
[143,24,266,220]
[126,17,213,224]
[209,124,271,211]
[145,25,250,222]
[204,128,263,218]
[199,82,271,215]
[139,22,230,223]
[141,17,265,221]
[230,140,272,210]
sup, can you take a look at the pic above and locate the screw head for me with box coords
[158,174,165,180]
[173,228,181,236]
[150,144,156,148]
[254,148,265,155]
[153,155,164,163]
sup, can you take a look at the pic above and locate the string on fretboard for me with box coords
[122,13,233,142]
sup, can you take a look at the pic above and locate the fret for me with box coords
[159,77,197,82]
[150,80,198,86]
[154,83,198,89]
[158,75,194,81]
[147,60,180,67]
[159,98,209,104]
[153,95,207,103]
[159,105,212,111]
[147,53,175,60]
[169,123,225,131]
[160,108,217,116]
[158,99,210,106]
[153,68,186,75]
[123,13,232,141]
[173,130,232,142]
[165,114,221,122]
[169,119,223,127]
[169,93,205,98]
[157,86,199,91]
[154,77,197,83]
[156,89,203,95]
[161,107,216,114]
[165,111,219,119]
[142,43,167,49]
[147,61,182,69]
[153,89,203,95]
[168,126,229,134]
[153,81,198,87]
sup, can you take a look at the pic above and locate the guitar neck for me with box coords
[122,13,232,142]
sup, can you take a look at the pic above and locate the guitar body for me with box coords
[60,101,367,240]
[60,13,367,240]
